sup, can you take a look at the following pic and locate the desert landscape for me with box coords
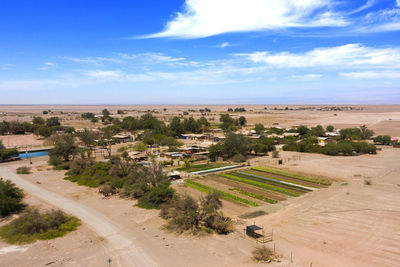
[2,1,400,266]
[0,104,399,267]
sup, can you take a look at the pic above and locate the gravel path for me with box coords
[0,166,158,267]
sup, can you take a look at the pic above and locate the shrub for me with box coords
[231,154,246,163]
[0,179,25,217]
[364,179,372,185]
[98,184,116,197]
[16,166,31,174]
[204,215,234,234]
[137,182,175,209]
[161,192,233,235]
[0,209,80,244]
[252,246,277,262]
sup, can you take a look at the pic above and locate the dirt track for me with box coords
[0,166,158,267]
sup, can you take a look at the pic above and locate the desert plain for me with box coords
[0,104,399,267]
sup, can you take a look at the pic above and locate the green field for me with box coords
[251,166,331,186]
[185,179,259,207]
[177,163,229,173]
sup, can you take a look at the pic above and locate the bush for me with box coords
[16,166,31,174]
[252,246,277,262]
[231,154,246,163]
[0,209,80,244]
[0,179,25,217]
[161,192,233,235]
[0,141,18,161]
[204,215,234,234]
[137,182,175,209]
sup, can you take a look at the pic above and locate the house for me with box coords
[325,131,340,137]
[128,151,148,161]
[317,137,336,146]
[112,134,132,143]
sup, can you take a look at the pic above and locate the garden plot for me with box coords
[204,175,286,202]
[184,167,331,211]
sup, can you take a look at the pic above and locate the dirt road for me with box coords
[0,166,158,267]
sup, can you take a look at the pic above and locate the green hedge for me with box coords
[185,180,259,207]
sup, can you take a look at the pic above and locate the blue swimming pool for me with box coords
[17,151,49,159]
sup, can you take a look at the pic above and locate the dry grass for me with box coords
[252,245,278,263]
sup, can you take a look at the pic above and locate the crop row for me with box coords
[251,167,331,186]
[228,171,308,194]
[185,179,259,207]
[237,171,312,192]
[229,188,277,204]
[221,173,302,197]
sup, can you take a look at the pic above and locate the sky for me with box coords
[0,0,400,104]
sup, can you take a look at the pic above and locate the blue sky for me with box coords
[1,0,400,104]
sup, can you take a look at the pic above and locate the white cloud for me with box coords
[219,42,230,48]
[239,44,400,69]
[64,56,124,65]
[397,0,400,7]
[44,62,55,66]
[291,74,322,80]
[349,0,376,14]
[340,71,400,79]
[142,0,347,38]
[84,70,123,79]
[358,7,400,32]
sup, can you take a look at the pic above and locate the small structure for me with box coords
[167,170,181,180]
[128,151,148,161]
[245,225,273,243]
[112,134,132,143]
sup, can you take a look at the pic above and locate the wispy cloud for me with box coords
[219,42,231,49]
[340,71,400,79]
[357,7,400,33]
[84,70,123,79]
[64,56,124,65]
[291,74,322,80]
[238,44,400,69]
[348,0,376,15]
[141,0,347,38]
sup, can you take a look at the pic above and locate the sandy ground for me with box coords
[246,147,400,267]
[0,159,278,267]
[1,105,400,266]
[1,104,400,136]
[0,134,45,149]
[1,147,399,266]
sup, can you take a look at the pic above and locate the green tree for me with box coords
[49,134,78,162]
[46,117,60,127]
[309,125,325,137]
[254,123,265,134]
[78,129,99,147]
[326,125,334,132]
[0,141,18,161]
[238,116,247,126]
[102,109,111,117]
[297,126,309,136]
[0,179,24,217]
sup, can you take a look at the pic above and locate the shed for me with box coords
[246,225,263,238]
